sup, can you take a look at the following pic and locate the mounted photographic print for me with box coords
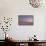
[18,15,34,25]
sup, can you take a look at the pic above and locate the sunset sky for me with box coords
[18,15,33,25]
